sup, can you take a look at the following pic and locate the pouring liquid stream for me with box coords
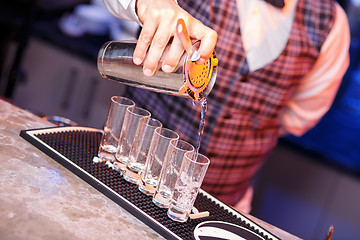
[195,98,207,153]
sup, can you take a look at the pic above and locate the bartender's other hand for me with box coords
[134,0,217,76]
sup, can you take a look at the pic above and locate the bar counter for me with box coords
[0,99,301,240]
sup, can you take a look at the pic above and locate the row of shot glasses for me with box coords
[95,96,210,222]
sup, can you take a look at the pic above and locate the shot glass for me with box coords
[167,152,210,222]
[114,106,151,173]
[153,139,194,208]
[97,96,135,163]
[123,117,162,184]
[139,127,179,196]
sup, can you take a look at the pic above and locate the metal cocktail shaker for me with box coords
[97,40,218,101]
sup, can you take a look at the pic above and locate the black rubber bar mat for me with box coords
[20,126,280,240]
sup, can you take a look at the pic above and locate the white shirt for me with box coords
[102,0,350,136]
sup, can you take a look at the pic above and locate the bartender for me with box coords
[102,0,350,213]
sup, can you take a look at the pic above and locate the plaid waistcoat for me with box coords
[125,0,336,205]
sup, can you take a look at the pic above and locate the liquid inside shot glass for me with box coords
[97,96,135,163]
[167,152,210,222]
[114,106,151,173]
[123,117,162,184]
[139,127,179,196]
[153,139,194,208]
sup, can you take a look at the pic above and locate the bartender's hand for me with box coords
[134,0,217,76]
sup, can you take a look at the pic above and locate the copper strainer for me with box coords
[176,19,218,101]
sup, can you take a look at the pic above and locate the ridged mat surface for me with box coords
[21,127,278,240]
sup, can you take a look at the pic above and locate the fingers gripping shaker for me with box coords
[97,25,218,101]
